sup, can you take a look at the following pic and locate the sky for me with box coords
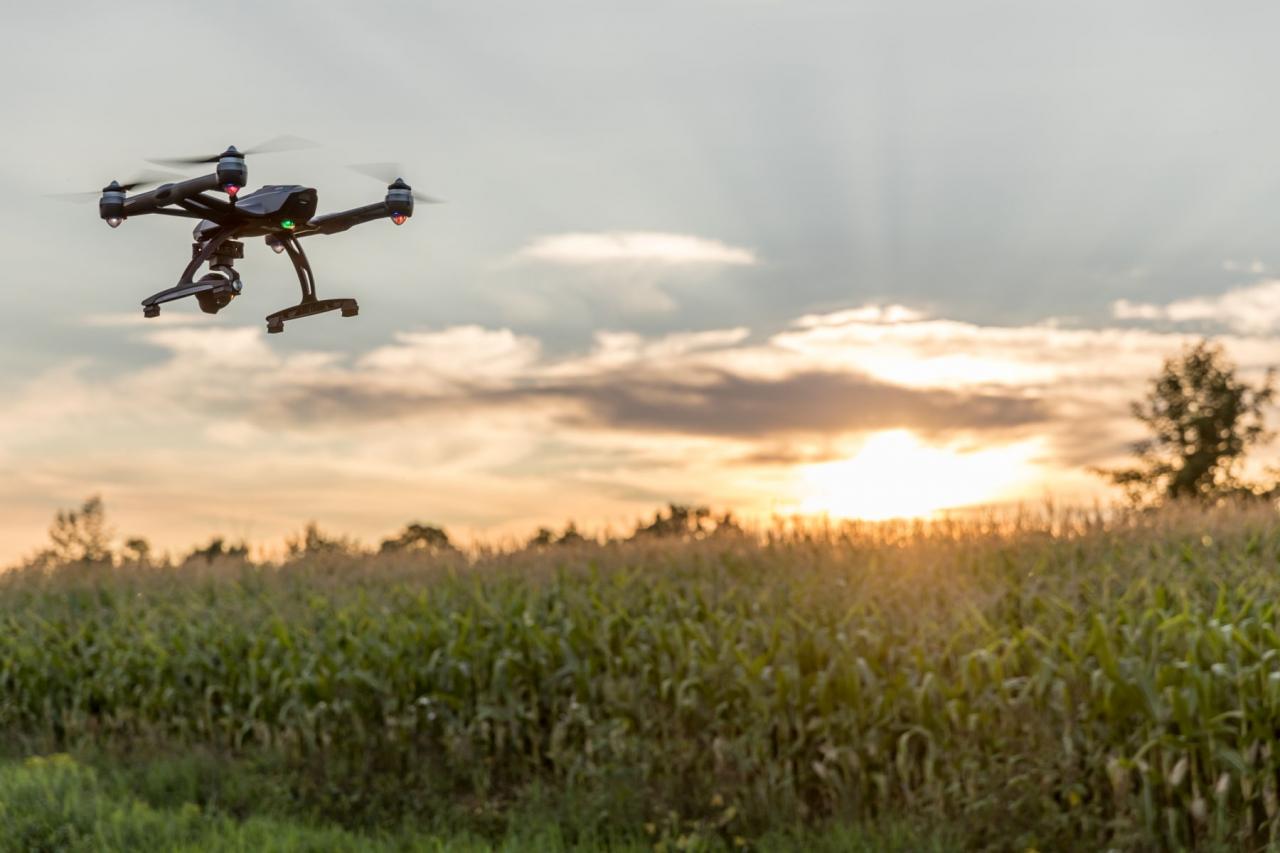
[4,1,1280,562]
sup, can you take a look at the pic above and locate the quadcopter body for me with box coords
[190,184,318,239]
[94,144,430,333]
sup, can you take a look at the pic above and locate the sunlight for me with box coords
[795,430,1041,520]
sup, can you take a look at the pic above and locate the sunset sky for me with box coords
[4,2,1280,563]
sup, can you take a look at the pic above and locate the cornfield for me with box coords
[3,503,1280,849]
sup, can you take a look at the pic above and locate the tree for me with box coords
[17,496,117,570]
[556,521,586,546]
[185,537,249,564]
[286,522,355,558]
[630,504,740,540]
[120,537,154,567]
[379,522,455,554]
[46,495,113,566]
[1099,340,1276,504]
[526,521,587,548]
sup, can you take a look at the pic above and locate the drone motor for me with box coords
[385,178,414,226]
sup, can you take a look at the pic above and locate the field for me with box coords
[4,504,1280,850]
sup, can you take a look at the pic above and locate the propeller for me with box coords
[349,163,443,203]
[48,169,188,202]
[147,135,319,167]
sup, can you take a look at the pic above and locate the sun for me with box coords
[795,430,1041,521]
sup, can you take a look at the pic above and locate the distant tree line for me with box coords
[11,499,744,572]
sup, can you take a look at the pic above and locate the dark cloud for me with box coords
[271,368,1049,442]
[1047,420,1136,467]
[541,370,1048,437]
[733,445,848,467]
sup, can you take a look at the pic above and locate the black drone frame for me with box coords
[97,146,425,333]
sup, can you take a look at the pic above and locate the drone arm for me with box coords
[177,194,232,217]
[148,208,216,220]
[123,174,221,217]
[295,202,388,237]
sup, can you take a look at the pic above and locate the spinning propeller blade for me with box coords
[147,135,319,167]
[349,163,443,203]
[48,169,188,201]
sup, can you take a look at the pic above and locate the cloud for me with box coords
[1111,299,1164,322]
[534,370,1048,438]
[494,232,759,318]
[1223,260,1267,274]
[166,304,1274,457]
[249,330,1046,444]
[140,326,277,367]
[516,232,757,266]
[792,304,927,327]
[358,326,542,392]
[1111,280,1280,334]
[761,310,1279,394]
[9,295,1280,566]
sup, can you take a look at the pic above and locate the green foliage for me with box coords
[7,505,1280,848]
[1101,340,1277,504]
[0,753,936,851]
[0,753,381,852]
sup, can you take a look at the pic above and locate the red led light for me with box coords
[225,184,240,196]
[391,212,407,226]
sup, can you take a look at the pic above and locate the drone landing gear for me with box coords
[265,299,359,334]
[142,231,244,318]
[142,273,242,317]
[265,235,358,334]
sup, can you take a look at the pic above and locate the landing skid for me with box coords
[142,277,240,317]
[139,228,361,333]
[266,297,359,334]
[264,233,358,334]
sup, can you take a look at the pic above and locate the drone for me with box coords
[82,139,437,333]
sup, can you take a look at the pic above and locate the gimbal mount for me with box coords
[140,229,357,331]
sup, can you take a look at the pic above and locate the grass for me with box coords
[0,754,952,851]
[4,502,1280,849]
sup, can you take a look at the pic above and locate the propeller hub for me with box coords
[216,154,249,194]
[385,179,414,222]
[99,181,126,225]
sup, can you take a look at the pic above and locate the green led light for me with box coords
[281,219,295,230]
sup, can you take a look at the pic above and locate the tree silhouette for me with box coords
[527,521,587,548]
[45,495,113,566]
[1099,340,1276,504]
[286,522,354,558]
[120,537,154,567]
[186,537,249,564]
[379,522,455,554]
[631,504,740,539]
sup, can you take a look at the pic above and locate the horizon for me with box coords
[7,2,1280,565]
[0,490,1233,568]
[2,490,1054,567]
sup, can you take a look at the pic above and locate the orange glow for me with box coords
[795,430,1041,520]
